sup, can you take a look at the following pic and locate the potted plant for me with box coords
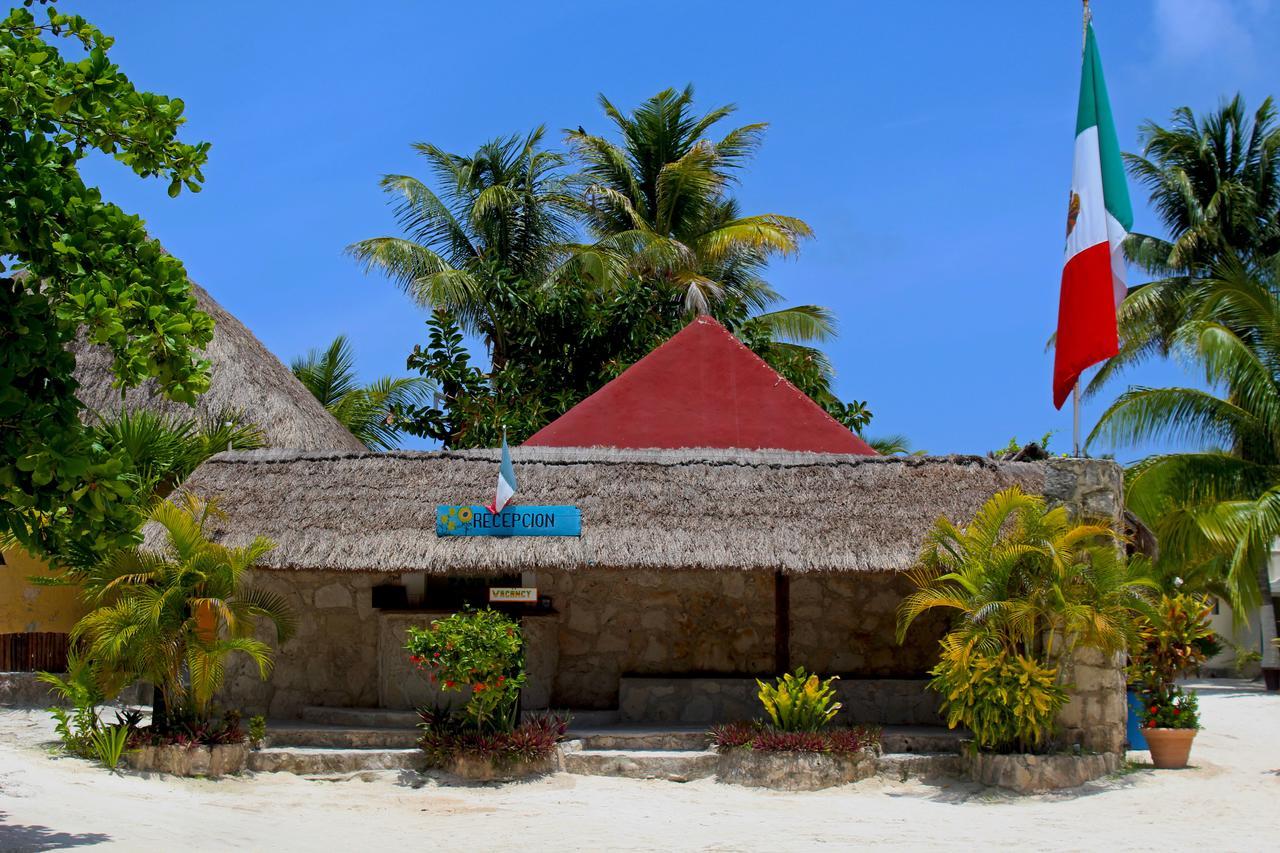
[1127,594,1212,768]
[1135,685,1199,768]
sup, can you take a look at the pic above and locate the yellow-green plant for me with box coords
[929,637,1070,753]
[756,668,841,732]
[89,723,131,770]
[75,495,294,728]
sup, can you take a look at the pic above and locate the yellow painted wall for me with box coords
[0,549,86,634]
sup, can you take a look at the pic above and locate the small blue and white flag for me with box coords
[486,432,518,514]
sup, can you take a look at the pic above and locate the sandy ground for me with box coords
[0,679,1276,852]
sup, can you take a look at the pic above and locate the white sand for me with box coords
[1,679,1276,852]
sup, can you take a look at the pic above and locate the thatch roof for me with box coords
[149,447,1049,574]
[71,282,365,452]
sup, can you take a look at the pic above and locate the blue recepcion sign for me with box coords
[436,505,581,538]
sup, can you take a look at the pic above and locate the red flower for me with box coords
[1146,720,1156,728]
[444,680,455,688]
[474,683,486,692]
[496,675,505,684]
[1173,708,1180,715]
[1149,706,1158,714]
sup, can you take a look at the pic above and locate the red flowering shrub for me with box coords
[405,609,526,732]
[710,721,880,756]
[127,709,245,748]
[1136,685,1199,730]
[417,709,568,768]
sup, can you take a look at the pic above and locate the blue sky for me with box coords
[77,1,1280,458]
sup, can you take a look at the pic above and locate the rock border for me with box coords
[125,742,249,778]
[434,751,558,783]
[716,748,879,791]
[965,751,1120,793]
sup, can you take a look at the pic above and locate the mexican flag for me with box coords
[1052,22,1132,409]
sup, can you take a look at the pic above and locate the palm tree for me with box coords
[91,409,265,499]
[865,434,925,456]
[291,335,433,451]
[75,495,294,725]
[567,87,826,333]
[347,128,580,370]
[1089,96,1280,394]
[1090,257,1280,667]
[896,486,1146,661]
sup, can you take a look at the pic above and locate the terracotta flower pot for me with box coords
[1143,728,1196,769]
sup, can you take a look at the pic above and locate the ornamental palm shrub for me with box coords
[74,495,294,727]
[756,668,841,732]
[897,486,1152,752]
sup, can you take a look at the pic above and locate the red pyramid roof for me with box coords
[524,315,876,454]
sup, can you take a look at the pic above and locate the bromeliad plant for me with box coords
[897,486,1152,753]
[406,608,526,732]
[756,668,842,732]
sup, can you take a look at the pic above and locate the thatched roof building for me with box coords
[71,282,364,452]
[158,447,1051,574]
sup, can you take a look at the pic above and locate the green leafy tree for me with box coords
[347,128,581,372]
[568,87,857,415]
[75,495,294,725]
[1089,96,1280,394]
[1,5,212,565]
[290,335,433,451]
[1090,257,1280,667]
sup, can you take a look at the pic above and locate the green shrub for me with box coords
[929,639,1070,753]
[1129,594,1214,691]
[38,652,107,758]
[405,609,526,732]
[248,715,267,749]
[89,724,131,769]
[755,668,841,732]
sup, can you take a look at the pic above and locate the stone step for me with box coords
[880,727,964,754]
[562,748,719,782]
[569,726,710,751]
[265,722,419,749]
[876,752,965,781]
[300,706,419,728]
[248,747,425,775]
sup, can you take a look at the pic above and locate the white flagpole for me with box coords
[1073,0,1092,458]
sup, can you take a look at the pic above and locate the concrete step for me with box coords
[562,747,719,782]
[248,747,425,775]
[569,725,710,752]
[265,722,418,749]
[300,706,419,728]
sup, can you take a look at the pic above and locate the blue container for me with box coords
[1126,690,1148,750]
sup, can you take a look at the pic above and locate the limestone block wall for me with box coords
[536,568,944,710]
[790,572,949,676]
[219,570,384,718]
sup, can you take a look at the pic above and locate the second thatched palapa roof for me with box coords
[154,447,1053,574]
[71,282,365,452]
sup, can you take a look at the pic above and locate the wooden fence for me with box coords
[0,632,70,672]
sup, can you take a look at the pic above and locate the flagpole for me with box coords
[1073,0,1091,458]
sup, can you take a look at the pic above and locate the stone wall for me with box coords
[221,571,561,718]
[536,568,943,710]
[220,570,384,717]
[1043,458,1128,754]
